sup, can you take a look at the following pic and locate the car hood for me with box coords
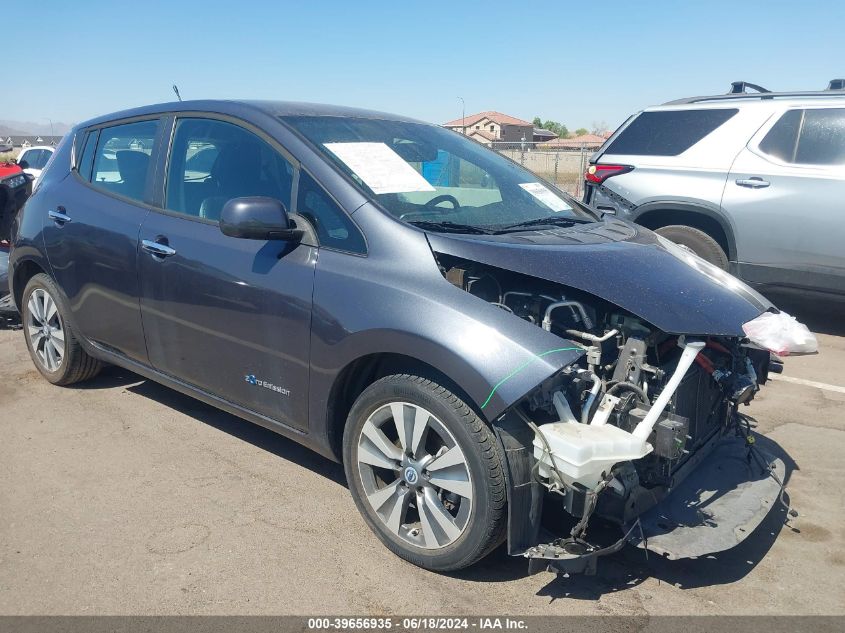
[426,219,772,336]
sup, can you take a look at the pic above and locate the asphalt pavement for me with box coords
[0,299,843,615]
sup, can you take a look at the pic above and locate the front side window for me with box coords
[165,118,294,221]
[759,108,845,165]
[297,171,365,253]
[90,119,159,203]
[282,115,596,233]
[21,149,51,169]
[18,149,38,167]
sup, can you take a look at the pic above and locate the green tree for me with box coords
[533,117,568,138]
[575,127,589,136]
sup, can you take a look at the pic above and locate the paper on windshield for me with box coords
[324,142,436,194]
[519,182,570,212]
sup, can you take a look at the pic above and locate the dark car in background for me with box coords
[8,100,799,575]
[1,159,32,317]
[0,159,32,244]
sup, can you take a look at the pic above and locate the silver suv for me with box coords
[584,80,845,297]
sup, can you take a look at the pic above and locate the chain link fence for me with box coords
[490,142,594,198]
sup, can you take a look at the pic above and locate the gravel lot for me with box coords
[0,295,843,616]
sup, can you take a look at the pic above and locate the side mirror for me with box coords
[219,196,303,241]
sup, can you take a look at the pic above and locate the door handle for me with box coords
[735,177,770,189]
[141,239,177,259]
[48,208,72,224]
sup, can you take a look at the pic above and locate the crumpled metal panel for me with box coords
[627,435,785,559]
[427,220,772,336]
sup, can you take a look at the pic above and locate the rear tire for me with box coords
[343,374,507,571]
[22,273,102,385]
[655,225,729,270]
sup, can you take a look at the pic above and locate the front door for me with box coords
[723,106,845,293]
[138,117,315,428]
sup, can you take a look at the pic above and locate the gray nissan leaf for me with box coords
[7,100,803,575]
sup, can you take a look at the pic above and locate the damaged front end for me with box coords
[434,245,801,576]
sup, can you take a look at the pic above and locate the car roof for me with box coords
[651,92,845,111]
[76,100,429,130]
[18,145,54,152]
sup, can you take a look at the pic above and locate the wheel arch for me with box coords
[323,351,486,463]
[632,201,737,261]
[11,257,48,313]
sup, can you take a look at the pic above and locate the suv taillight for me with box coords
[584,164,633,185]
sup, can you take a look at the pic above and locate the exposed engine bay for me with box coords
[437,253,790,575]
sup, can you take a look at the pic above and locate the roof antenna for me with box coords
[172,84,183,102]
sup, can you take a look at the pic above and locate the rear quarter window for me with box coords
[604,109,738,156]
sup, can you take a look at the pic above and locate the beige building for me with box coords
[443,111,534,147]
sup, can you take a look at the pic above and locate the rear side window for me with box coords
[297,171,365,253]
[796,109,845,165]
[758,109,802,161]
[759,108,845,165]
[90,120,159,203]
[18,149,37,167]
[165,118,294,221]
[604,109,738,156]
[78,130,99,181]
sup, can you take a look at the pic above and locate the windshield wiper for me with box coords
[408,220,494,235]
[495,216,590,233]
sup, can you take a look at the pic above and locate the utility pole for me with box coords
[457,97,465,134]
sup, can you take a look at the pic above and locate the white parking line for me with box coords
[771,373,845,394]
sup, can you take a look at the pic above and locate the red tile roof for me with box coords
[469,129,497,141]
[443,111,533,128]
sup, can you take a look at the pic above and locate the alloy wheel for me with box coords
[356,402,473,550]
[26,288,65,372]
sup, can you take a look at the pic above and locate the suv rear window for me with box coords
[604,109,738,156]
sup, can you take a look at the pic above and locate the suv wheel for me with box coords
[343,374,507,571]
[655,225,729,270]
[22,273,102,385]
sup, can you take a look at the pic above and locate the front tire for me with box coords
[655,225,729,270]
[343,374,507,571]
[22,273,102,385]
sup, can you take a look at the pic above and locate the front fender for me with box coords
[307,240,584,450]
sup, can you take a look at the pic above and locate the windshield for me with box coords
[281,115,597,232]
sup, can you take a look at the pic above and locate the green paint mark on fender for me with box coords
[481,346,584,409]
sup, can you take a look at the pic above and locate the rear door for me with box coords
[137,116,317,428]
[723,106,845,292]
[41,118,163,363]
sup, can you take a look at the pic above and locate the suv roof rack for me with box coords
[664,79,845,105]
[729,81,771,94]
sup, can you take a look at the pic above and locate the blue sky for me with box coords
[9,0,845,131]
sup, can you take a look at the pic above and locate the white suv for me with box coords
[16,145,55,181]
[584,80,845,297]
